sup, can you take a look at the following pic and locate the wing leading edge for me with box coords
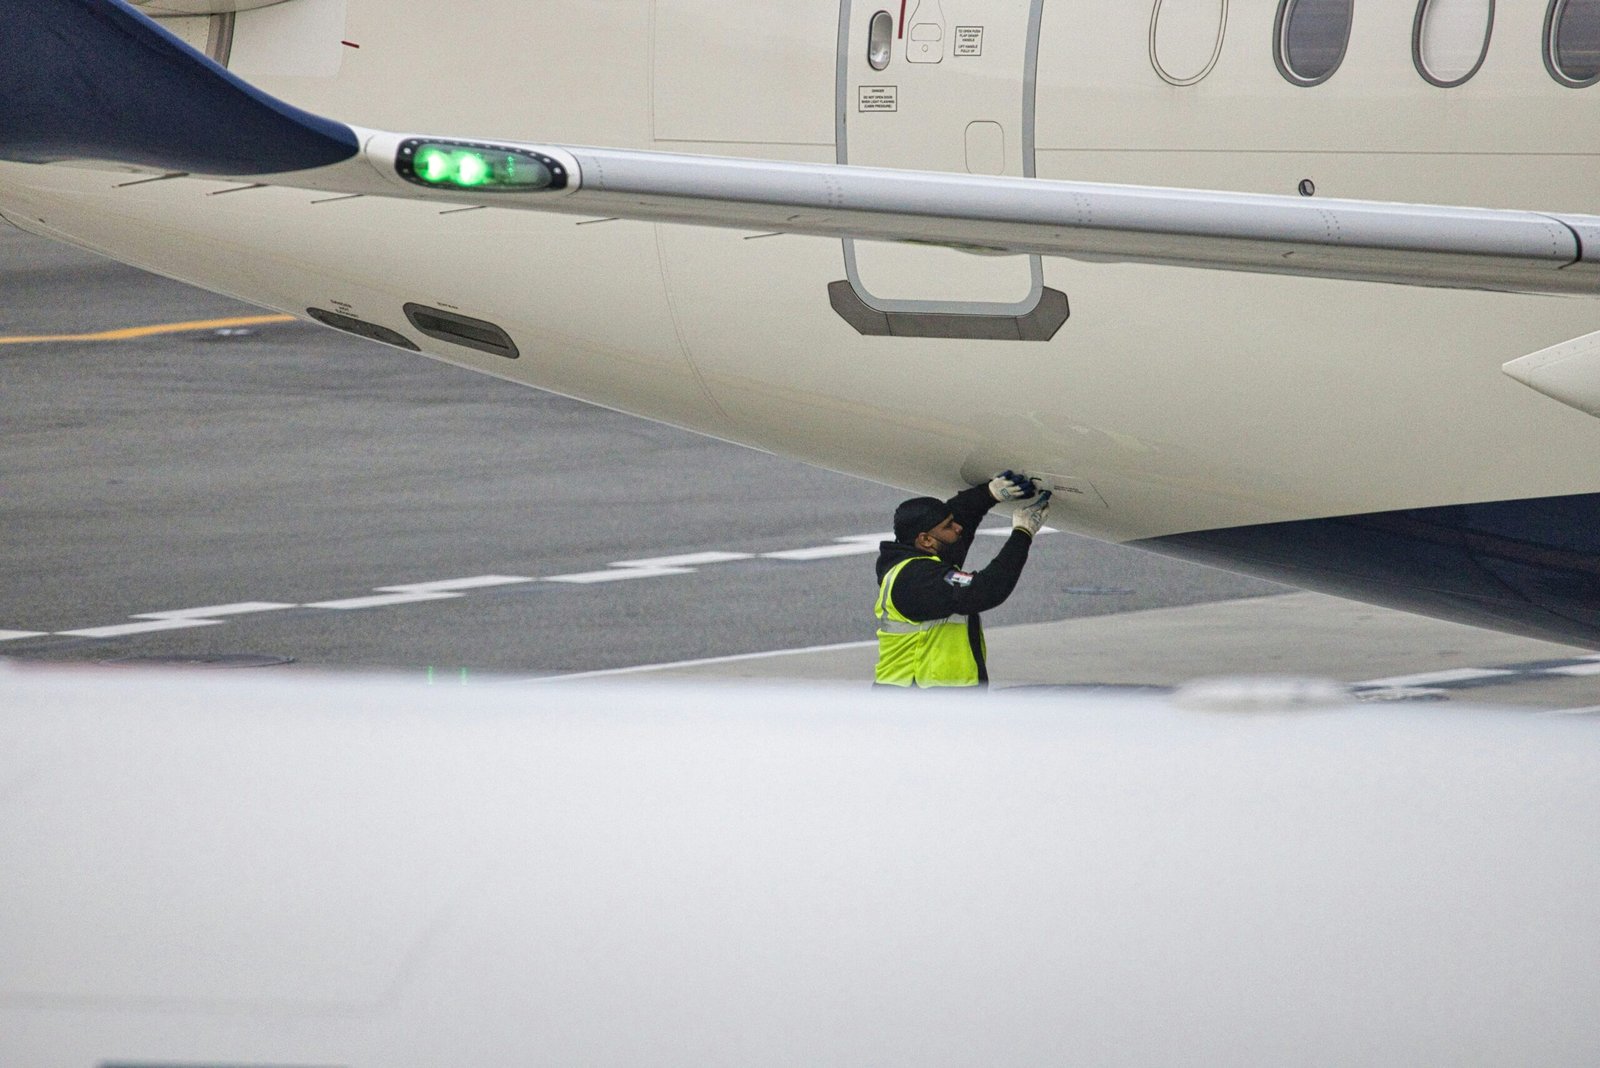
[419,139,1600,297]
[4,0,1600,297]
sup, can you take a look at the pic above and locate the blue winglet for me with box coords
[0,0,359,175]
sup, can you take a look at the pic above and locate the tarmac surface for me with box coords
[558,591,1600,711]
[5,225,1599,709]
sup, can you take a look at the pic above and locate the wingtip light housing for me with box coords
[396,138,569,192]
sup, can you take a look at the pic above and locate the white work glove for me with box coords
[987,470,1039,503]
[1012,490,1051,538]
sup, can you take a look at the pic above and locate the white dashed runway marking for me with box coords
[306,576,534,609]
[760,534,890,561]
[31,527,1595,705]
[6,531,1031,641]
[6,521,1600,706]
[545,552,755,584]
[55,602,297,638]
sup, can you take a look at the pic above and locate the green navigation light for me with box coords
[453,151,490,187]
[402,139,563,193]
[415,145,453,184]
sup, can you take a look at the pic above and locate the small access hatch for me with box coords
[403,304,519,359]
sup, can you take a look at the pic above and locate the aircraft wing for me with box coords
[6,0,1600,297]
[5,664,1600,1064]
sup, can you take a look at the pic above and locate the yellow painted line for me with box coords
[0,314,296,346]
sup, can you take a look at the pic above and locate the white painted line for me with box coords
[306,591,461,610]
[1358,667,1517,688]
[763,543,882,560]
[307,575,534,609]
[379,576,534,593]
[35,524,1061,643]
[545,553,750,584]
[611,552,754,569]
[58,618,226,639]
[545,566,695,584]
[1541,662,1600,677]
[520,639,878,682]
[763,534,887,561]
[1540,705,1600,716]
[55,602,294,638]
[136,602,296,620]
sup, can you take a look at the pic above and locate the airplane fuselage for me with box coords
[6,0,1600,642]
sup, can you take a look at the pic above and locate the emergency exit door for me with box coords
[834,0,1065,339]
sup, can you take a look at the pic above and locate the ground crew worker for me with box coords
[874,471,1051,688]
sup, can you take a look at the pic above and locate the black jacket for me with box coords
[873,484,1034,684]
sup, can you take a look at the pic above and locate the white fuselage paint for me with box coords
[3,0,1598,542]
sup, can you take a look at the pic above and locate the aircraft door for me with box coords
[834,0,1066,340]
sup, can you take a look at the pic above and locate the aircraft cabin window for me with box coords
[1274,0,1354,85]
[1149,0,1229,87]
[1546,0,1600,86]
[1414,0,1493,86]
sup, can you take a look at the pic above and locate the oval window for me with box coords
[1414,0,1493,86]
[1275,0,1354,86]
[1151,0,1228,86]
[1546,0,1600,86]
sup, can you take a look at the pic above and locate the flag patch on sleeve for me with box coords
[944,570,974,588]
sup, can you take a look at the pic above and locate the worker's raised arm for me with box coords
[893,493,1050,619]
[943,472,1037,569]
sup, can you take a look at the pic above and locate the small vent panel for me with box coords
[403,304,520,359]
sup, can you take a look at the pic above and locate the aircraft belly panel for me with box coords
[1142,491,1600,648]
[660,211,1600,543]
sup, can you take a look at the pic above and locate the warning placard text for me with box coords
[858,85,898,112]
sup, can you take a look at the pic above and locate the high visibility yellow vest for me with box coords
[874,555,982,687]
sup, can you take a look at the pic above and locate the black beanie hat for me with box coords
[894,497,950,544]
